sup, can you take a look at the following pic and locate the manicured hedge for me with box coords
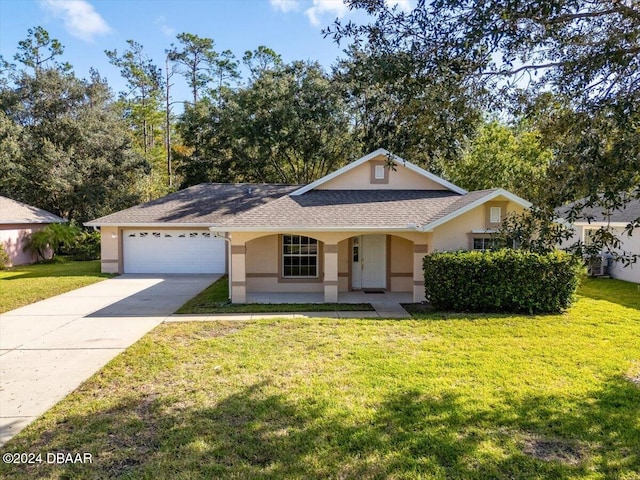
[423,250,584,314]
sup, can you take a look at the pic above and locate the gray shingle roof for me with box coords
[86,183,299,226]
[559,197,640,223]
[215,189,501,230]
[0,196,65,225]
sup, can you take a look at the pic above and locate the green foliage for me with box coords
[24,223,79,260]
[498,206,575,255]
[423,250,584,313]
[331,1,640,250]
[0,244,9,270]
[168,33,239,104]
[106,39,168,198]
[445,121,552,203]
[333,45,484,173]
[0,31,150,223]
[68,229,101,261]
[178,60,358,185]
[14,26,70,74]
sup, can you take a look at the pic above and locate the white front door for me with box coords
[352,234,387,289]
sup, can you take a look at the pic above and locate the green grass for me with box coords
[0,258,112,313]
[176,275,374,313]
[1,278,639,479]
[577,277,640,311]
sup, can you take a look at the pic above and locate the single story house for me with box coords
[560,197,640,283]
[87,149,531,303]
[0,196,65,266]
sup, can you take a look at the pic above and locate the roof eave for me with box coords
[573,221,629,227]
[83,222,216,228]
[1,218,65,225]
[209,225,421,233]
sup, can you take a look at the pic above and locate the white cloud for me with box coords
[305,0,349,27]
[269,0,299,12]
[155,16,175,38]
[40,0,111,42]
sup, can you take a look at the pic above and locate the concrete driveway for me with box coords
[0,274,218,446]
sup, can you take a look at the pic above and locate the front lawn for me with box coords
[0,258,112,313]
[1,278,639,478]
[176,275,374,313]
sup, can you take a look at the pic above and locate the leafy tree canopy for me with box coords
[0,29,148,223]
[177,58,358,186]
[328,0,640,253]
[444,120,552,203]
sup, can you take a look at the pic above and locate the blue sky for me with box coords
[0,0,410,101]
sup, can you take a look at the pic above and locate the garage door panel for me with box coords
[123,230,225,274]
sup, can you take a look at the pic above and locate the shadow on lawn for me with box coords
[2,377,639,479]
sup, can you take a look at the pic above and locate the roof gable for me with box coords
[419,188,532,232]
[291,149,467,196]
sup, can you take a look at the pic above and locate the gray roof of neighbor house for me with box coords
[559,197,640,223]
[0,196,65,225]
[213,188,501,230]
[85,183,299,226]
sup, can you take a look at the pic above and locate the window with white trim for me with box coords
[282,235,318,278]
[473,237,502,251]
[490,206,502,223]
[374,165,385,179]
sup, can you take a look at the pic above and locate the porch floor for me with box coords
[243,291,412,319]
[245,291,413,304]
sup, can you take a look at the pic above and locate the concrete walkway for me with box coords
[0,274,218,446]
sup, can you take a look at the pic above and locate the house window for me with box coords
[282,235,318,278]
[490,206,502,223]
[473,237,501,251]
[374,165,385,179]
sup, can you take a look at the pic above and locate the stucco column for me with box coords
[413,244,428,302]
[230,244,247,304]
[324,243,339,303]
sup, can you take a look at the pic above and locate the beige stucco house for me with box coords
[0,196,65,266]
[87,149,531,303]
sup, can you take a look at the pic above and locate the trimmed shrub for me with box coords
[423,250,584,314]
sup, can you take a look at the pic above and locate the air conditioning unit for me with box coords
[588,255,609,277]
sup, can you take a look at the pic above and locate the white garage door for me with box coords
[123,230,226,274]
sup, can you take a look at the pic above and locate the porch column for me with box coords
[413,244,428,302]
[324,243,339,303]
[230,244,247,304]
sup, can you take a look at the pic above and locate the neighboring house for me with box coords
[0,196,65,266]
[87,149,531,303]
[559,197,640,283]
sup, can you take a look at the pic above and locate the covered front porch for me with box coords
[225,231,431,304]
[245,290,414,304]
